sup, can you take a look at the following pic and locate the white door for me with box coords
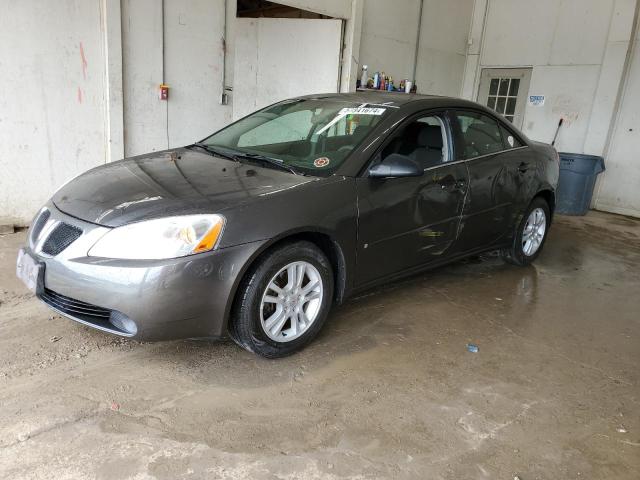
[477,68,532,129]
[233,17,343,120]
[594,27,640,218]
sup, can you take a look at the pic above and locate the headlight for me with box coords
[88,215,225,260]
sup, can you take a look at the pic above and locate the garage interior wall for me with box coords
[359,0,474,96]
[0,0,108,225]
[1,0,639,224]
[461,0,639,216]
[593,8,640,217]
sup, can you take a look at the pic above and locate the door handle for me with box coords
[455,179,467,190]
[438,176,466,191]
[518,162,530,174]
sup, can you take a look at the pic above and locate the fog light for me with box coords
[109,311,137,335]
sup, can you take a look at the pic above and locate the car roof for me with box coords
[295,91,481,109]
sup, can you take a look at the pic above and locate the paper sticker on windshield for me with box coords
[313,157,331,168]
[339,107,386,116]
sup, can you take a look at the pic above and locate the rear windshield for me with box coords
[201,99,391,175]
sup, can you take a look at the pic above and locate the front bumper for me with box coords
[22,204,266,340]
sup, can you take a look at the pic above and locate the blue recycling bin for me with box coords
[556,153,605,216]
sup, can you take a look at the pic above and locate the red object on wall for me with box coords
[159,84,169,100]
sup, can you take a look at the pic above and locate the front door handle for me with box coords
[518,162,530,174]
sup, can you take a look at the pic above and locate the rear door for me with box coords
[355,111,468,286]
[451,110,524,252]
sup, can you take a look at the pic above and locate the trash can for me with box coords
[556,153,605,216]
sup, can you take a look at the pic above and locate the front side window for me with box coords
[202,99,391,175]
[380,114,448,169]
[455,111,504,159]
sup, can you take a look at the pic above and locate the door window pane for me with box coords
[508,78,520,96]
[498,79,509,96]
[489,78,499,95]
[455,112,504,159]
[485,76,521,122]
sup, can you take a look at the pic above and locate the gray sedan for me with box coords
[17,92,558,357]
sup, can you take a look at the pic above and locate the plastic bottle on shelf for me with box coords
[360,65,368,89]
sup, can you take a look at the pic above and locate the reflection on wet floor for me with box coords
[0,211,639,479]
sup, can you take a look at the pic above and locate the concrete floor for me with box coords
[0,212,638,479]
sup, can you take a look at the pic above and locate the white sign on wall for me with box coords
[528,95,545,106]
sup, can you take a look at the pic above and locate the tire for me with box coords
[502,197,551,266]
[229,241,334,358]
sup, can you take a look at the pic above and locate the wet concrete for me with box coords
[0,211,638,479]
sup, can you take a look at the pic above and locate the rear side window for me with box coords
[455,111,504,159]
[499,124,523,149]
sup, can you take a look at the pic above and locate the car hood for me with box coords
[52,148,317,227]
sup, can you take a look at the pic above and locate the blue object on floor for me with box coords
[556,153,605,216]
[467,343,479,353]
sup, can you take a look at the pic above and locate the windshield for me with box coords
[200,99,392,175]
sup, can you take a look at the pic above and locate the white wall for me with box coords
[121,0,166,156]
[359,0,422,85]
[461,0,639,216]
[276,0,352,19]
[463,0,636,154]
[0,0,107,224]
[3,0,638,222]
[233,18,343,119]
[164,0,229,146]
[594,13,640,216]
[415,0,474,96]
[358,0,473,95]
[122,0,230,157]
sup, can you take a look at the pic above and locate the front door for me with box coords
[355,112,468,287]
[477,68,532,129]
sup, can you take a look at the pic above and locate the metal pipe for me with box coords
[411,0,424,84]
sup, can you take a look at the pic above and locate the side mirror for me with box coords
[368,153,423,178]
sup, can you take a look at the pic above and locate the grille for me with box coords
[41,223,83,256]
[30,209,51,245]
[40,288,135,336]
[40,288,111,321]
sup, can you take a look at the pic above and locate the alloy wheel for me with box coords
[522,207,546,256]
[260,261,323,342]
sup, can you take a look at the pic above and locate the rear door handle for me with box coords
[518,162,530,173]
[438,176,466,192]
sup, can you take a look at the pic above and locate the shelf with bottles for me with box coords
[357,65,416,94]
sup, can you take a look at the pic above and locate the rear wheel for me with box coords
[229,241,334,358]
[502,197,551,266]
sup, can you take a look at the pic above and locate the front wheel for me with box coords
[502,197,551,266]
[229,241,334,358]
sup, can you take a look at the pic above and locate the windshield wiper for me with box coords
[232,152,302,175]
[191,143,302,175]
[189,143,238,162]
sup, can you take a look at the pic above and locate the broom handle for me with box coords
[551,118,563,146]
